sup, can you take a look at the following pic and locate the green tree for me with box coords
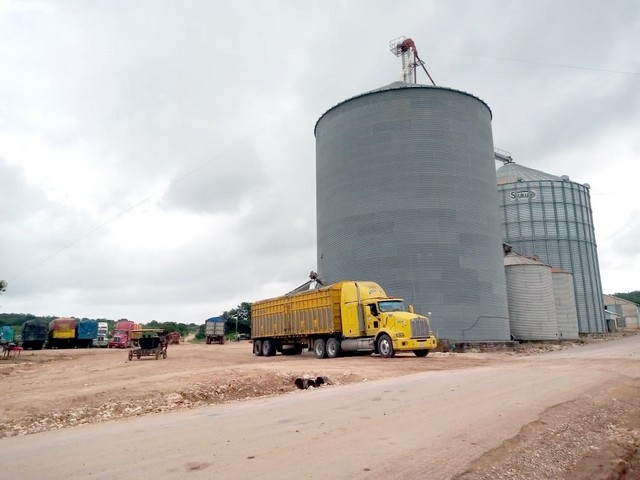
[195,323,206,340]
[222,302,252,337]
[0,280,6,294]
[145,320,188,337]
[0,313,56,328]
[613,291,640,305]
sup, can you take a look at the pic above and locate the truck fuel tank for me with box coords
[340,338,374,352]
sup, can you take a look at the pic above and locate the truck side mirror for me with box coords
[408,305,414,313]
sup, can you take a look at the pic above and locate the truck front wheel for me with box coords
[253,340,263,356]
[313,338,327,359]
[413,350,429,357]
[377,334,395,358]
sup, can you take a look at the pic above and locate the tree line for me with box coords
[613,291,640,305]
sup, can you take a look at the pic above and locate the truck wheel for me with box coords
[128,350,133,361]
[262,339,276,356]
[253,340,263,356]
[326,338,340,358]
[206,337,211,345]
[314,338,327,359]
[377,334,395,358]
[413,350,429,357]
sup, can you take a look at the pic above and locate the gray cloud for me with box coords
[1,0,638,321]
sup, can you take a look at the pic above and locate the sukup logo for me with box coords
[510,190,536,200]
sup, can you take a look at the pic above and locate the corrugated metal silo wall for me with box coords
[315,85,510,341]
[497,180,606,333]
[551,271,580,340]
[505,263,558,340]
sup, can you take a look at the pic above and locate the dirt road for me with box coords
[1,335,639,479]
[0,339,505,436]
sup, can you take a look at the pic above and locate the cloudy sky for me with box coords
[1,0,638,323]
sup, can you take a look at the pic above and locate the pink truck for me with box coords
[108,319,139,348]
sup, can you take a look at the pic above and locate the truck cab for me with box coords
[340,281,436,357]
[364,299,435,357]
[108,335,127,349]
[93,322,109,348]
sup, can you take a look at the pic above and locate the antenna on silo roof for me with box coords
[389,36,436,86]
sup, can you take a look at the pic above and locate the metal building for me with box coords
[603,294,640,330]
[496,162,605,333]
[504,254,558,341]
[315,82,510,341]
[551,268,580,340]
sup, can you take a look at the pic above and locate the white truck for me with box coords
[93,321,109,348]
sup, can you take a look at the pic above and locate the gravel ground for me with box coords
[2,333,639,479]
[455,379,640,479]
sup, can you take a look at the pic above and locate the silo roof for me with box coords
[496,162,562,185]
[504,253,550,267]
[314,81,492,136]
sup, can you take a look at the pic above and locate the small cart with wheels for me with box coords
[127,329,168,360]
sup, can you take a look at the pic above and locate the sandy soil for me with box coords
[1,335,639,479]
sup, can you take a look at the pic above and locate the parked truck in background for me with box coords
[93,321,109,347]
[108,319,139,348]
[21,320,48,350]
[74,319,98,348]
[205,317,226,344]
[108,334,127,349]
[48,317,77,349]
[1,325,14,344]
[251,280,437,358]
[168,331,181,344]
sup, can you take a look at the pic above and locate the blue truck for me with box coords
[75,319,98,348]
[205,317,226,344]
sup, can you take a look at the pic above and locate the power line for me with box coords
[434,48,639,76]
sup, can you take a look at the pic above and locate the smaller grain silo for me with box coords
[504,253,558,341]
[551,268,580,340]
[496,161,605,334]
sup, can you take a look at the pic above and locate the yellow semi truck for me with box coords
[251,280,437,359]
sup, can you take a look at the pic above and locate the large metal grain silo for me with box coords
[496,162,605,333]
[551,268,580,340]
[315,82,510,341]
[504,254,558,341]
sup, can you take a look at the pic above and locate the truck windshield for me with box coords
[378,301,405,312]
